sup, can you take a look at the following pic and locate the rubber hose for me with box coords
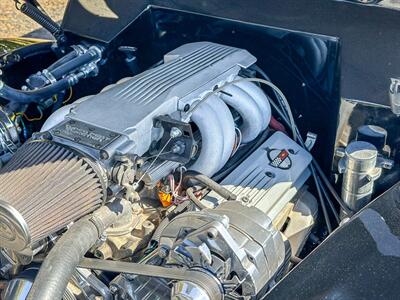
[186,187,207,210]
[212,128,271,182]
[27,199,127,300]
[150,216,171,244]
[47,50,79,72]
[1,42,53,69]
[50,50,100,80]
[182,170,236,200]
[0,76,73,104]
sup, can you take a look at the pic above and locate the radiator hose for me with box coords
[27,199,129,300]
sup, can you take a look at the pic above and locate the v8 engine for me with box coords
[1,42,316,300]
[1,2,399,299]
[1,42,276,251]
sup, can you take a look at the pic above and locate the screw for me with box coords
[42,132,52,140]
[241,196,250,203]
[207,228,218,239]
[100,150,109,160]
[110,285,118,294]
[265,171,275,178]
[158,246,170,258]
[170,127,183,138]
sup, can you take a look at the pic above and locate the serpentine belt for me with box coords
[78,257,223,300]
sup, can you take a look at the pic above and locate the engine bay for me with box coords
[0,3,399,300]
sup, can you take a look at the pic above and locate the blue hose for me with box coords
[0,76,74,104]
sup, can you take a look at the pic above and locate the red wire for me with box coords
[269,116,288,134]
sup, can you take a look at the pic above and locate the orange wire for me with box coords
[22,107,43,122]
[63,87,73,104]
[14,87,73,122]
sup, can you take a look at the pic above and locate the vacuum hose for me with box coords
[182,170,237,200]
[27,199,129,300]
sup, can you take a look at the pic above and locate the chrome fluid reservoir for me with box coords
[389,78,400,116]
[339,141,381,213]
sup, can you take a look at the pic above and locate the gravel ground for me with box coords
[1,0,400,39]
[0,0,68,39]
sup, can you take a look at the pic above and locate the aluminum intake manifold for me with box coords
[42,42,271,177]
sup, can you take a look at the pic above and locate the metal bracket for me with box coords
[389,78,400,116]
[78,258,222,300]
[304,132,317,151]
[153,115,194,164]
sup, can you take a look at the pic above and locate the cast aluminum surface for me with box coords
[159,201,286,296]
[204,132,312,221]
[65,42,256,156]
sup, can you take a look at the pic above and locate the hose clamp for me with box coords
[89,214,107,237]
[71,44,86,55]
[41,69,57,84]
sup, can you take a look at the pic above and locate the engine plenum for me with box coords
[0,140,104,252]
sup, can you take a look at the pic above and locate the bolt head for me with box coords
[158,246,170,258]
[170,127,183,138]
[100,150,110,160]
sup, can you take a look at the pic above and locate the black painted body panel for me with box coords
[62,0,400,105]
[267,181,400,299]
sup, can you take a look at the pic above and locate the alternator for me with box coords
[158,201,289,298]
